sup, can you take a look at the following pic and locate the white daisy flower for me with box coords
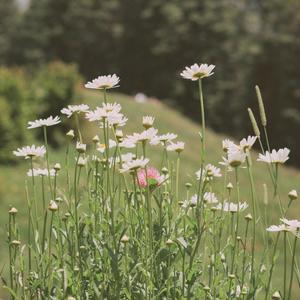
[27,168,56,177]
[85,103,122,122]
[107,113,128,127]
[13,145,46,159]
[266,224,288,232]
[126,128,158,143]
[215,201,248,213]
[203,192,218,204]
[28,116,61,129]
[280,218,300,229]
[150,133,178,145]
[180,63,215,81]
[61,104,90,118]
[196,164,222,181]
[166,141,185,153]
[142,116,155,129]
[220,150,246,168]
[119,158,149,173]
[257,148,290,164]
[222,139,238,153]
[119,139,136,149]
[85,74,120,90]
[240,136,257,151]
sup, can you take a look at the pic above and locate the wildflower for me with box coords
[150,133,178,145]
[119,158,149,173]
[85,103,122,122]
[9,207,18,215]
[115,129,123,139]
[266,224,288,232]
[245,214,253,221]
[196,164,222,181]
[13,145,46,159]
[85,74,120,90]
[126,128,158,144]
[27,168,56,177]
[108,114,128,127]
[137,167,164,188]
[215,201,248,213]
[61,104,90,118]
[76,142,86,153]
[288,189,298,200]
[166,141,185,153]
[142,116,155,129]
[180,63,215,80]
[28,116,61,129]
[239,136,257,151]
[220,150,246,168]
[257,148,290,164]
[280,218,300,229]
[121,235,129,243]
[222,139,238,153]
[48,200,58,211]
[119,139,136,149]
[203,192,218,204]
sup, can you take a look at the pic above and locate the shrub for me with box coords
[0,68,33,163]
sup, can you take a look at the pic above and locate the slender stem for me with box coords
[284,231,287,299]
[287,231,298,300]
[198,79,206,162]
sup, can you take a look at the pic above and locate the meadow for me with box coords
[1,69,300,299]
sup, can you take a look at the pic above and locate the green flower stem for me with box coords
[198,79,206,162]
[241,218,250,293]
[284,230,287,299]
[245,154,257,287]
[264,232,280,300]
[75,113,83,143]
[43,126,53,197]
[287,230,298,300]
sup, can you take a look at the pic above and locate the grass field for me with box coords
[1,89,300,298]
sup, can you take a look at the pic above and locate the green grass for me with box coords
[1,89,300,297]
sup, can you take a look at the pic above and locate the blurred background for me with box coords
[1,0,300,166]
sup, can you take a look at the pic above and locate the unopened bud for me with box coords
[92,135,100,143]
[245,214,253,221]
[272,291,281,299]
[48,200,58,212]
[66,130,75,139]
[121,235,129,243]
[11,240,21,246]
[166,239,173,246]
[288,189,298,201]
[76,142,86,153]
[185,182,192,189]
[227,182,233,190]
[9,207,18,215]
[54,163,61,171]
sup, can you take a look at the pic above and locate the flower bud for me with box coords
[78,157,87,167]
[288,189,298,201]
[66,130,75,139]
[121,235,129,243]
[203,286,210,292]
[54,163,61,171]
[185,182,192,189]
[76,142,86,154]
[166,239,173,246]
[161,167,169,175]
[11,240,21,246]
[227,182,233,190]
[92,135,100,143]
[272,291,281,299]
[9,207,18,215]
[228,274,235,279]
[48,200,58,212]
[245,214,253,221]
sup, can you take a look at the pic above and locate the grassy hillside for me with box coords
[1,89,300,297]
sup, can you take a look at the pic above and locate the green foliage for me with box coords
[0,68,32,162]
